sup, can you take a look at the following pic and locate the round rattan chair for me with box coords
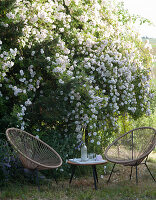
[104,127,156,183]
[6,128,62,188]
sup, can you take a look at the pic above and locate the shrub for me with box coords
[0,139,23,184]
[0,0,154,176]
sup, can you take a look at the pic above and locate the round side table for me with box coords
[67,159,108,190]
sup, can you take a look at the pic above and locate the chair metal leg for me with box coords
[107,163,116,183]
[51,170,58,184]
[136,166,138,184]
[92,165,97,190]
[130,166,133,180]
[144,163,156,182]
[69,165,76,184]
[34,169,40,191]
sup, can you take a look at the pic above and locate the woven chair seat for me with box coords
[105,127,156,165]
[6,128,62,170]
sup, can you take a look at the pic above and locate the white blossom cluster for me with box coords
[0,45,17,82]
[1,0,154,146]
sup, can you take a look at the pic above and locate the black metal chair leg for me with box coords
[34,169,40,191]
[144,163,156,182]
[107,163,116,183]
[130,166,133,180]
[92,166,97,190]
[51,170,58,184]
[136,166,138,184]
[54,176,58,184]
[69,165,76,184]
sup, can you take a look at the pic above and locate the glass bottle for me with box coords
[81,143,88,161]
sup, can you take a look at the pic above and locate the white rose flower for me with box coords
[40,49,44,54]
[93,132,97,136]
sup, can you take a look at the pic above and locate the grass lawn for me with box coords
[0,154,156,200]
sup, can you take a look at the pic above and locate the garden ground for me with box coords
[0,152,155,200]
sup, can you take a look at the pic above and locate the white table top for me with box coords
[68,158,107,165]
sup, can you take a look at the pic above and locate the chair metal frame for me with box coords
[104,127,156,184]
[6,128,62,189]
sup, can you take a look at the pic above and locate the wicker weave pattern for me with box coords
[6,128,62,170]
[105,127,156,166]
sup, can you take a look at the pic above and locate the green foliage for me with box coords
[0,0,24,49]
[0,139,24,184]
[0,0,155,178]
[117,1,152,25]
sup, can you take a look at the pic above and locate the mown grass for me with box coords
[0,161,155,200]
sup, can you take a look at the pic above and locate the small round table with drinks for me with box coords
[67,156,108,190]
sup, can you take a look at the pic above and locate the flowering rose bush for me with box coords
[0,0,154,173]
